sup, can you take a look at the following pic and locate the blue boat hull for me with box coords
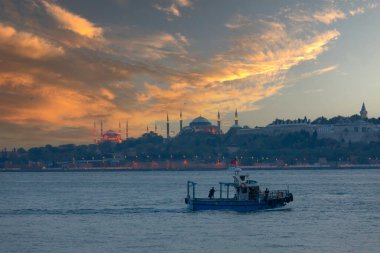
[187,198,287,211]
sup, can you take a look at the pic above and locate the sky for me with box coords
[0,0,379,148]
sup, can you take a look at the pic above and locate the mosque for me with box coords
[93,109,240,143]
[93,120,125,144]
[166,109,240,138]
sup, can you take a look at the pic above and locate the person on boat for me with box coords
[208,187,215,199]
[264,188,269,200]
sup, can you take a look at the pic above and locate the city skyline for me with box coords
[92,101,369,141]
[0,0,380,148]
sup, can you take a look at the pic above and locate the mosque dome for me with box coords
[100,129,122,143]
[189,116,212,127]
[103,130,118,138]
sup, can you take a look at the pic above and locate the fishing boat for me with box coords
[185,167,293,211]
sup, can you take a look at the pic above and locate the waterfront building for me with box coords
[238,116,313,136]
[316,120,380,143]
[237,103,380,143]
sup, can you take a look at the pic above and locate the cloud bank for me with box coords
[0,0,373,147]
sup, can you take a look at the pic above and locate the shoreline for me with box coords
[2,165,380,172]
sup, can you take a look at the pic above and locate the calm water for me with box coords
[1,169,380,253]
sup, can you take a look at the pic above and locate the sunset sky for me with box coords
[0,0,379,148]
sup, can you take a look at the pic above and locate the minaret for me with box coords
[217,111,221,130]
[360,102,368,119]
[166,112,170,139]
[93,120,97,144]
[125,120,128,140]
[180,110,183,132]
[117,121,122,143]
[234,108,239,126]
[100,120,103,137]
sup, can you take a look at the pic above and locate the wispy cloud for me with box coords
[349,7,365,16]
[225,14,252,30]
[288,65,338,84]
[286,8,346,25]
[154,0,192,19]
[313,9,346,24]
[137,20,340,120]
[116,32,190,61]
[42,0,103,39]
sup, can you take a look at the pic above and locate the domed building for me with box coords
[100,130,122,143]
[181,115,222,134]
[93,120,123,144]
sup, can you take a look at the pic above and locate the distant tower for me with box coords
[217,111,221,130]
[180,110,183,132]
[146,125,149,133]
[360,102,368,119]
[125,120,128,140]
[118,121,121,138]
[166,112,170,139]
[155,122,157,133]
[100,120,103,137]
[93,120,97,144]
[234,108,239,126]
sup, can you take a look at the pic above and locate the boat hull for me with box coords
[187,198,287,211]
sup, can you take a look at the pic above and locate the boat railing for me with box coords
[265,190,290,200]
[187,180,290,201]
[187,181,197,199]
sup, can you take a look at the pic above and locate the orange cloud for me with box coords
[198,25,340,86]
[42,0,103,39]
[176,0,192,7]
[135,22,340,124]
[0,72,35,87]
[100,88,116,100]
[0,23,64,59]
[1,84,116,127]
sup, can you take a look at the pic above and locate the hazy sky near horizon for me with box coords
[0,0,379,148]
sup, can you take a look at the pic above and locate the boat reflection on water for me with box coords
[185,167,293,211]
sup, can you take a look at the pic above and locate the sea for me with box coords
[0,169,380,253]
